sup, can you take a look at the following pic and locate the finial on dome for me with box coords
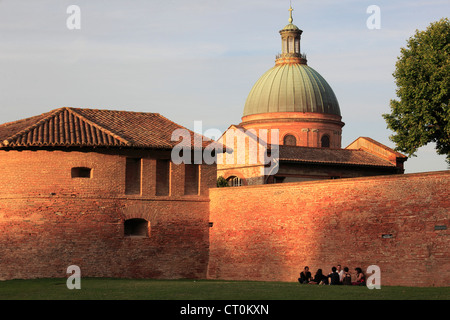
[288,3,294,24]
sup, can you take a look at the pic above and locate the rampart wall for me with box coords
[0,149,213,280]
[208,171,450,287]
[1,148,448,287]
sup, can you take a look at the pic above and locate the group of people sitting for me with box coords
[298,265,366,286]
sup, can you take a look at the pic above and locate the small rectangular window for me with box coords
[71,167,92,178]
[125,158,142,195]
[124,219,149,238]
[156,159,170,196]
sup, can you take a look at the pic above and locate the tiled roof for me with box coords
[0,107,214,150]
[276,145,396,168]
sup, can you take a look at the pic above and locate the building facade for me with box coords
[0,107,216,279]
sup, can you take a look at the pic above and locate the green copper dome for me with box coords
[243,63,341,117]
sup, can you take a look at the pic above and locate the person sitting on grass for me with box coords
[328,266,341,285]
[342,267,352,285]
[352,267,366,286]
[298,266,312,284]
[309,269,328,285]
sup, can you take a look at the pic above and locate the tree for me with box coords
[383,18,450,164]
[216,176,229,188]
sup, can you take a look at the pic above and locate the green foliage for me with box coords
[216,176,229,187]
[383,18,450,163]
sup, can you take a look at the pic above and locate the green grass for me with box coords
[0,278,448,300]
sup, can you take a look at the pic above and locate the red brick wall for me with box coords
[2,148,448,286]
[208,171,450,287]
[240,112,344,148]
[0,149,213,280]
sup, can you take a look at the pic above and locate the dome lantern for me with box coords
[240,4,345,149]
[276,5,307,65]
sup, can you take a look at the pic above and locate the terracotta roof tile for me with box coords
[276,145,396,168]
[0,107,215,150]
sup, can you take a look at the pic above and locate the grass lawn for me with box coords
[0,278,448,300]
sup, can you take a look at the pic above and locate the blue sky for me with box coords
[0,0,448,173]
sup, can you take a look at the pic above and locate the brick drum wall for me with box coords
[0,149,213,280]
[208,171,450,287]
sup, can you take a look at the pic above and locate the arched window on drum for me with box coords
[283,134,297,146]
[321,135,330,148]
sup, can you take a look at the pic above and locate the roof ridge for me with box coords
[2,108,64,146]
[2,107,132,147]
[70,107,158,115]
[66,107,131,146]
[0,113,46,129]
[0,107,220,150]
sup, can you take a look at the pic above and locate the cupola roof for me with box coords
[243,64,341,117]
[242,5,341,118]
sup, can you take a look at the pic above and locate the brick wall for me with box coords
[240,112,344,148]
[1,147,448,286]
[0,149,214,280]
[208,171,450,287]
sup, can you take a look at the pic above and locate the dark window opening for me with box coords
[156,159,170,196]
[71,167,92,178]
[124,218,149,238]
[274,176,286,183]
[185,164,199,195]
[227,176,242,187]
[283,134,297,146]
[321,135,330,148]
[125,158,142,195]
